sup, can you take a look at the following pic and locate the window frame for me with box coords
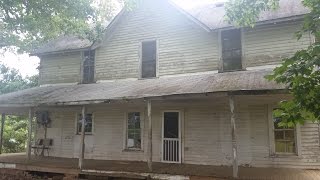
[268,105,301,157]
[218,28,245,72]
[81,50,95,84]
[139,39,158,79]
[123,110,144,151]
[75,112,94,135]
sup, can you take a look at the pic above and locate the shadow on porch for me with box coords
[0,153,319,180]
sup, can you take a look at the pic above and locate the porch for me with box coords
[0,153,319,180]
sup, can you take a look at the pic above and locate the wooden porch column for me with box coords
[27,108,34,160]
[79,106,86,169]
[147,100,153,172]
[0,113,5,154]
[229,95,238,178]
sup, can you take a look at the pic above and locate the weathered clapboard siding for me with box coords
[39,52,81,85]
[95,0,218,80]
[243,21,312,67]
[36,96,320,169]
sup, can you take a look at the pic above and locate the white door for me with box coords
[162,111,181,163]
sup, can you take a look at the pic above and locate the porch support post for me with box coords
[0,113,5,154]
[27,107,34,160]
[79,106,86,169]
[229,95,238,178]
[147,100,153,172]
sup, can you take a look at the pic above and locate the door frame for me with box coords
[161,110,183,163]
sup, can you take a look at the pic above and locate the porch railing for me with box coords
[162,138,180,163]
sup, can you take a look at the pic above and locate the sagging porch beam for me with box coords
[79,106,86,169]
[0,113,5,154]
[27,108,34,160]
[229,95,238,178]
[147,100,153,172]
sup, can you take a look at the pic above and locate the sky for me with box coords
[0,0,216,78]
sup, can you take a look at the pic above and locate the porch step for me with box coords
[82,169,190,180]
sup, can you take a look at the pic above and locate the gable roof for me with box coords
[189,0,308,30]
[0,69,285,107]
[32,0,308,55]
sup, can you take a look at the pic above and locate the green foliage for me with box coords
[0,0,118,53]
[0,64,38,153]
[0,64,38,94]
[225,0,320,126]
[225,0,279,27]
[2,116,28,153]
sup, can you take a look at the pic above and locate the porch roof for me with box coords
[0,69,286,107]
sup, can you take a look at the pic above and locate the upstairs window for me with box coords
[273,111,296,154]
[221,29,242,71]
[82,50,95,84]
[141,41,157,78]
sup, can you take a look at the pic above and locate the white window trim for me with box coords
[123,110,145,151]
[75,112,94,135]
[139,39,159,79]
[161,109,184,164]
[268,105,301,157]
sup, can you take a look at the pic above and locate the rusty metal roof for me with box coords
[188,0,308,30]
[0,69,285,107]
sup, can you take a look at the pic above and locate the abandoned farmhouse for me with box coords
[0,0,319,179]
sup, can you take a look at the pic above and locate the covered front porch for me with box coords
[0,153,319,180]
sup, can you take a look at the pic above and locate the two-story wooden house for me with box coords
[0,0,319,179]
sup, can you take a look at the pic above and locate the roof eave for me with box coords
[210,14,306,31]
[30,47,92,57]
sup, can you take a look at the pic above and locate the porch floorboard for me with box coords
[0,153,319,180]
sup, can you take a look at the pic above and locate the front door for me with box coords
[162,111,181,163]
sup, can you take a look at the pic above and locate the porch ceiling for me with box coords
[0,69,286,107]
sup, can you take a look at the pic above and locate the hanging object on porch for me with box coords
[36,111,51,128]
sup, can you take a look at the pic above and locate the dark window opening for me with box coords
[221,29,242,72]
[82,50,95,84]
[141,41,157,78]
[77,113,93,134]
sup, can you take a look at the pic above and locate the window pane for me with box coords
[78,113,93,134]
[82,50,95,84]
[275,141,286,153]
[141,41,157,78]
[274,131,284,140]
[273,109,296,153]
[127,112,141,149]
[164,112,179,138]
[284,130,295,140]
[222,29,242,71]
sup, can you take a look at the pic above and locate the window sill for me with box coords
[75,133,93,136]
[122,149,144,152]
[218,68,246,73]
[138,77,159,80]
[270,153,301,158]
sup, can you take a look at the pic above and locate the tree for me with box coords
[225,0,320,126]
[0,0,119,53]
[0,64,38,153]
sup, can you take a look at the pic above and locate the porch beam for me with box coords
[79,106,86,169]
[0,113,5,154]
[147,100,153,172]
[27,108,34,160]
[229,95,238,178]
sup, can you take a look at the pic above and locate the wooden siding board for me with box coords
[39,52,81,85]
[35,96,320,169]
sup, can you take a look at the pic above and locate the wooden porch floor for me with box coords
[0,153,319,180]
